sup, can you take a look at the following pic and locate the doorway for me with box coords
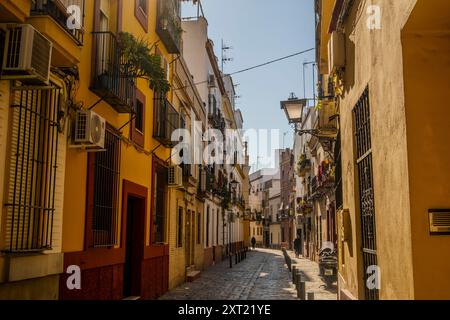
[123,195,145,298]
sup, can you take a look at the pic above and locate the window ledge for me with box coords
[0,253,63,283]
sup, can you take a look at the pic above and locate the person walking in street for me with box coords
[251,237,256,250]
[294,237,301,258]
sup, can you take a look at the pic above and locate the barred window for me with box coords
[197,212,201,245]
[205,206,210,247]
[89,128,121,248]
[4,84,62,252]
[153,161,167,244]
[177,207,183,248]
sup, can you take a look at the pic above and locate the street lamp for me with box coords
[228,179,239,266]
[280,93,307,125]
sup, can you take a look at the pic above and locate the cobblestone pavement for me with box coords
[286,250,337,300]
[160,248,336,300]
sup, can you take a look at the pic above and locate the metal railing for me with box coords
[91,32,136,114]
[153,94,180,146]
[156,0,182,54]
[31,0,85,45]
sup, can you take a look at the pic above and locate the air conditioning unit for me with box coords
[1,24,52,85]
[328,31,345,75]
[207,74,216,88]
[168,165,183,188]
[73,110,106,150]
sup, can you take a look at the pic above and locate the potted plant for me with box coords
[117,32,170,94]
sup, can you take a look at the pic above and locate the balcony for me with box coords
[311,176,320,199]
[156,0,182,54]
[299,197,313,215]
[153,94,180,147]
[208,102,224,131]
[91,32,136,113]
[296,155,312,178]
[317,101,338,150]
[31,0,84,45]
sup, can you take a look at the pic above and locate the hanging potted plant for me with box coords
[117,32,170,94]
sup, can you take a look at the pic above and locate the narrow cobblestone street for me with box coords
[160,249,337,300]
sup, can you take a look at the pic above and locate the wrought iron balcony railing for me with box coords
[153,94,180,147]
[31,0,85,45]
[156,0,182,54]
[91,32,136,113]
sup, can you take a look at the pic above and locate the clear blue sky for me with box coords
[182,0,316,172]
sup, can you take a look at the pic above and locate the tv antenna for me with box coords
[221,39,233,72]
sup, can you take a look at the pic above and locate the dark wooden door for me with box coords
[123,196,145,298]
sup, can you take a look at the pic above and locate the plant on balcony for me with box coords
[314,99,323,110]
[332,69,344,97]
[296,154,311,178]
[160,3,183,36]
[318,160,335,188]
[118,32,170,94]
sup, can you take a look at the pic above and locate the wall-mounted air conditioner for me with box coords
[168,165,183,188]
[328,31,345,75]
[73,110,106,150]
[1,24,52,85]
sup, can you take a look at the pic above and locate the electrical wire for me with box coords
[173,47,315,91]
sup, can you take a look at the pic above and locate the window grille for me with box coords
[91,128,121,247]
[353,87,379,300]
[335,131,343,210]
[4,84,62,252]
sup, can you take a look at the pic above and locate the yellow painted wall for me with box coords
[62,0,175,252]
[336,0,417,300]
[167,188,186,289]
[402,0,450,299]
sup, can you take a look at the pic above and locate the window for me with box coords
[177,207,183,247]
[354,87,379,300]
[90,128,121,247]
[197,212,201,244]
[0,30,5,68]
[335,131,343,209]
[153,160,167,244]
[131,89,145,147]
[3,85,62,252]
[214,209,218,246]
[206,206,210,247]
[135,101,144,132]
[135,0,149,32]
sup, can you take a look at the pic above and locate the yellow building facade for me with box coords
[0,0,187,300]
[316,0,450,300]
[0,0,251,300]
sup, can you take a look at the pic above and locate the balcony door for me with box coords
[97,2,111,76]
